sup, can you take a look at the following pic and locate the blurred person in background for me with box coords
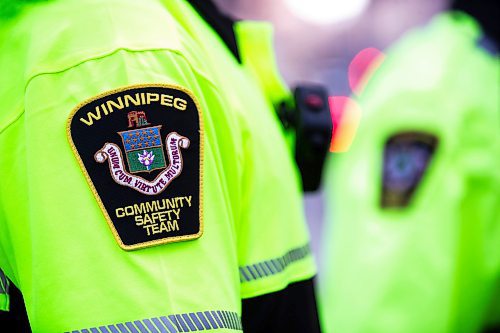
[319,0,499,332]
[0,0,322,332]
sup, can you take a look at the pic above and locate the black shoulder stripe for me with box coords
[187,0,242,63]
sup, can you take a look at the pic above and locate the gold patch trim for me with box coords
[66,83,204,250]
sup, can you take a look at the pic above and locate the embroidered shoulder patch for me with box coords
[67,84,203,250]
[382,132,438,208]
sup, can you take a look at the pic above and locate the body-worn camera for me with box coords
[279,85,333,192]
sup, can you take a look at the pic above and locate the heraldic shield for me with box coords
[118,125,167,174]
[67,84,203,250]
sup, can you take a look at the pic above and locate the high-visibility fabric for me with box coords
[320,12,500,333]
[0,0,316,331]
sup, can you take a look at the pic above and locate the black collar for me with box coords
[452,0,499,49]
[186,0,242,63]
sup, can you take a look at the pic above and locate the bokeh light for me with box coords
[283,0,371,25]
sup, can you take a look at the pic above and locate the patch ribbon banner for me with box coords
[95,133,189,195]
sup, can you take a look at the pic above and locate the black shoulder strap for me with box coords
[186,0,242,63]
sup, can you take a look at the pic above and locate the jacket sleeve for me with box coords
[233,20,320,333]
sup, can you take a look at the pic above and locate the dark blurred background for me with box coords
[216,0,449,271]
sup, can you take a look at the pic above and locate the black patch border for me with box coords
[66,84,204,250]
[381,131,438,209]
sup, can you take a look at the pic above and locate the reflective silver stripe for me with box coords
[107,326,120,333]
[0,269,8,295]
[195,312,211,330]
[173,314,188,331]
[127,322,141,333]
[239,243,312,282]
[66,310,242,333]
[116,323,129,333]
[203,311,218,329]
[160,316,178,333]
[151,318,170,333]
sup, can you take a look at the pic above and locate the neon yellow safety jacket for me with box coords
[0,0,316,331]
[320,11,500,333]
